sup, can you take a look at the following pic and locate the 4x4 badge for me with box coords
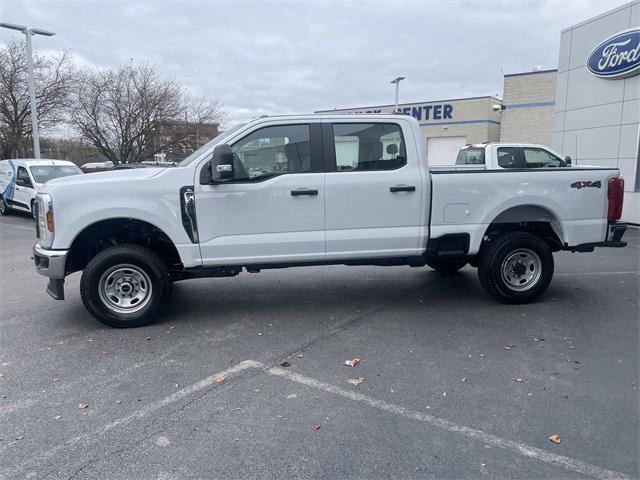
[571,180,601,189]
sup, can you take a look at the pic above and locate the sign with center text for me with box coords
[587,28,640,79]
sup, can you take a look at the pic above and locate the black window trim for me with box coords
[323,121,408,173]
[223,122,323,184]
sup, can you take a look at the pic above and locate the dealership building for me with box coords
[317,1,639,223]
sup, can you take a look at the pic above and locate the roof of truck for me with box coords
[0,159,78,167]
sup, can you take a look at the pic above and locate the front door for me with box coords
[13,166,35,211]
[195,122,325,266]
[323,121,424,260]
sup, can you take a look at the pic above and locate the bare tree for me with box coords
[0,41,75,159]
[69,61,225,164]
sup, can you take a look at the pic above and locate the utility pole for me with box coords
[390,76,405,113]
[0,23,56,159]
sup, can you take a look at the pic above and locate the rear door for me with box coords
[323,121,424,260]
[195,122,326,265]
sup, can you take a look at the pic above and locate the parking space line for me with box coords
[10,359,632,480]
[0,222,34,231]
[555,271,639,276]
[262,364,632,480]
[9,360,261,477]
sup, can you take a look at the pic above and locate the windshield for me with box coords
[455,147,485,165]
[178,123,247,167]
[29,165,83,183]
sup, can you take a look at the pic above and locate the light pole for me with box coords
[0,22,56,159]
[390,76,405,113]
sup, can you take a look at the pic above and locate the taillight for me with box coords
[607,177,624,221]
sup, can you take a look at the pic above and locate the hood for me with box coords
[39,167,165,193]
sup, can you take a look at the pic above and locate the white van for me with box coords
[0,159,83,217]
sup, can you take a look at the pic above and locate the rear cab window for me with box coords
[455,147,485,165]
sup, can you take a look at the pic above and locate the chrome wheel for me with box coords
[98,264,152,314]
[500,248,542,292]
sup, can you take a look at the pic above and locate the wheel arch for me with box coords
[481,204,566,252]
[66,217,183,275]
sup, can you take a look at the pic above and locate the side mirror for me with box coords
[564,155,572,167]
[16,178,26,187]
[200,144,234,184]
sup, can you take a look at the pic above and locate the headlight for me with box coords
[36,193,54,248]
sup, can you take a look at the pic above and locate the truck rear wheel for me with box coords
[478,231,553,304]
[80,244,171,328]
[426,257,467,272]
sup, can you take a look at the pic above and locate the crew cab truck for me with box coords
[32,114,628,328]
[455,143,574,169]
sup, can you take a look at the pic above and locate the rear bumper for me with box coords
[564,222,628,252]
[33,244,67,300]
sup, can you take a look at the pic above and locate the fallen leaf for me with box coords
[515,378,523,383]
[442,391,447,397]
[480,354,486,358]
[168,326,175,330]
[78,403,89,409]
[344,358,360,367]
[53,415,61,421]
[15,435,24,440]
[347,377,365,386]
[549,434,561,444]
[116,400,122,405]
[280,361,291,368]
[425,405,431,410]
[504,344,514,351]
[462,378,468,382]
[296,353,304,358]
[286,393,297,399]
[312,424,321,430]
[145,336,151,341]
[214,375,225,384]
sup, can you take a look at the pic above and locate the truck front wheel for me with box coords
[478,231,553,304]
[80,244,171,328]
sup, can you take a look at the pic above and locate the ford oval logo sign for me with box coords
[587,28,640,79]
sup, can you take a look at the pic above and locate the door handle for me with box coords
[390,185,416,193]
[290,189,318,196]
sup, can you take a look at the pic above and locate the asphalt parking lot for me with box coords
[0,212,638,480]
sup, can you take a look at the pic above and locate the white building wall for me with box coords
[553,1,640,223]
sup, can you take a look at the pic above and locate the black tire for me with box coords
[0,196,10,215]
[478,231,553,304]
[426,256,467,272]
[80,244,171,328]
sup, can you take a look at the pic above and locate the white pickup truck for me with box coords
[32,114,628,328]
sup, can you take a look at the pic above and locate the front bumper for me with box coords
[33,244,68,300]
[564,222,628,253]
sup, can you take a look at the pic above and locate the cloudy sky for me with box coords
[0,0,628,125]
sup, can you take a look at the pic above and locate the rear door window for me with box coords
[497,147,523,169]
[331,123,406,171]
